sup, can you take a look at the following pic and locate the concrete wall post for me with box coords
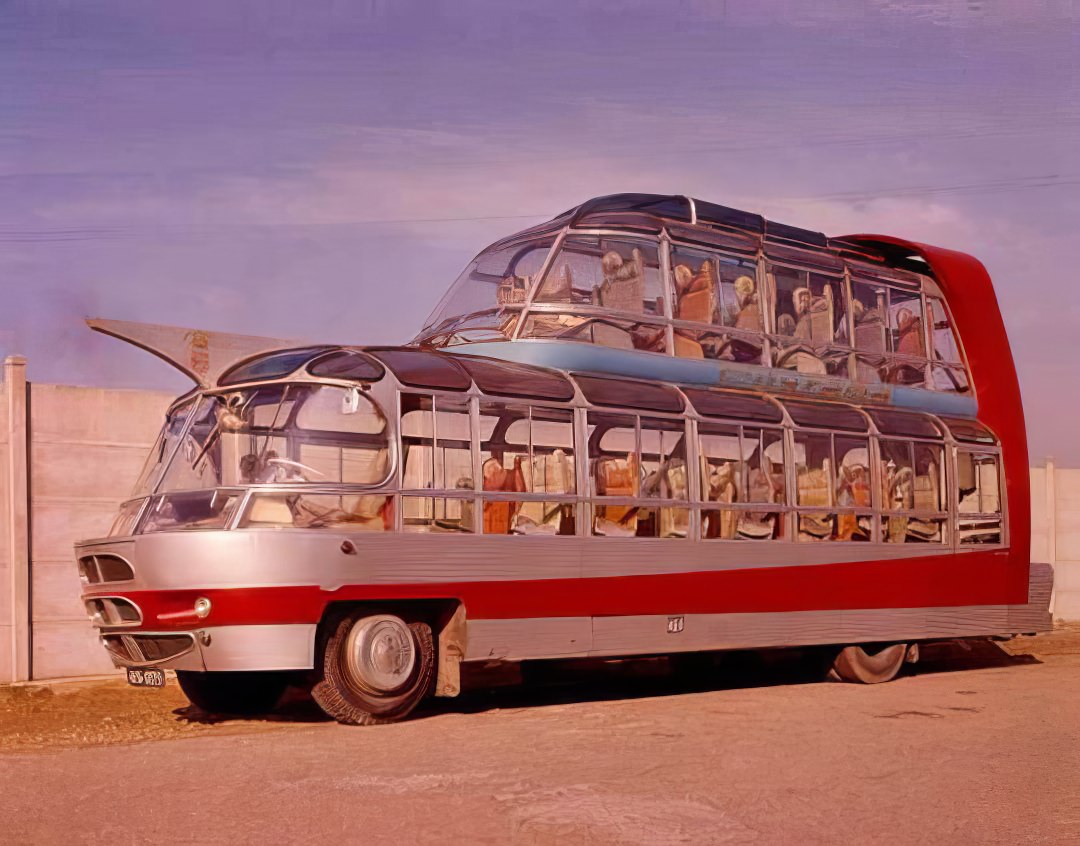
[1045,458,1057,618]
[4,356,30,682]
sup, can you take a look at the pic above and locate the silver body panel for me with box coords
[99,624,316,672]
[79,528,960,594]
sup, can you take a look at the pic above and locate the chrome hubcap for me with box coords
[343,615,416,695]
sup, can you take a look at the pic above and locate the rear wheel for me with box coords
[176,670,289,716]
[312,612,434,725]
[830,643,909,684]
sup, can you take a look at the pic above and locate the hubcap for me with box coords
[343,615,417,695]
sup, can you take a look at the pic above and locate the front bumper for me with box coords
[98,624,317,672]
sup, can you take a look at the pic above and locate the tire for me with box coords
[311,613,434,726]
[830,643,909,684]
[176,670,289,716]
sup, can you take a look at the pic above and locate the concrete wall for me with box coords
[1,372,11,684]
[0,357,1077,682]
[1,358,173,681]
[28,382,174,679]
[1032,463,1080,620]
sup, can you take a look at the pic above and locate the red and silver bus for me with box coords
[76,194,1050,724]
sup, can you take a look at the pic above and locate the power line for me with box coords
[783,174,1080,203]
[2,171,1078,242]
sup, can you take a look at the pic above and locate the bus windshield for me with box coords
[418,236,555,344]
[131,397,198,498]
[158,383,390,492]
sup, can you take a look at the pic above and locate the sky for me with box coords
[2,0,1078,462]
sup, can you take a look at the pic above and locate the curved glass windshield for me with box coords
[418,236,555,345]
[158,384,390,492]
[131,397,197,497]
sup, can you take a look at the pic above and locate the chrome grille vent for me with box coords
[79,554,134,584]
[85,597,143,628]
[102,633,194,665]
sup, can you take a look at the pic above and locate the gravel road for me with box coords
[2,628,1077,845]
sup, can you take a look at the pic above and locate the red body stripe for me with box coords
[88,549,1021,630]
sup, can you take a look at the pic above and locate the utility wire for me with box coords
[1,171,1078,242]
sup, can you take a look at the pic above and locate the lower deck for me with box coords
[76,527,1052,675]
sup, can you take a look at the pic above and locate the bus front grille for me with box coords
[102,633,194,665]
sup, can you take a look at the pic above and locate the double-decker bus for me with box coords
[76,194,1050,724]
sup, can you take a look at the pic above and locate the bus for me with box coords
[76,193,1051,725]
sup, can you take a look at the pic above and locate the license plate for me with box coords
[127,668,166,688]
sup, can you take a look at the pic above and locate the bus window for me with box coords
[401,496,475,533]
[479,403,576,535]
[158,399,224,492]
[400,394,472,491]
[589,412,686,538]
[771,267,846,344]
[525,408,576,495]
[879,439,914,543]
[669,245,763,362]
[241,493,391,531]
[521,313,669,355]
[888,288,926,357]
[141,489,244,534]
[793,429,868,542]
[400,394,474,532]
[132,397,196,497]
[526,235,668,355]
[908,442,946,542]
[157,385,389,495]
[589,412,639,536]
[534,235,664,317]
[794,431,834,541]
[640,417,688,538]
[957,451,1002,544]
[400,395,435,490]
[834,435,871,541]
[850,278,929,387]
[294,385,389,485]
[879,439,946,543]
[699,422,741,509]
[629,506,691,539]
[669,247,761,327]
[850,278,889,384]
[927,297,970,392]
[419,237,555,344]
[699,423,784,540]
[769,265,848,378]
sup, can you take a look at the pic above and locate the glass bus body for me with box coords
[76,194,1050,724]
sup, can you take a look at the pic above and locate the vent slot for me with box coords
[85,597,143,628]
[78,554,134,584]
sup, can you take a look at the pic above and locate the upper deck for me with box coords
[415,193,975,418]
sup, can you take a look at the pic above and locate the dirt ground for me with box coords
[1,626,1078,844]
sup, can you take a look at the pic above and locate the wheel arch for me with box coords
[316,598,467,698]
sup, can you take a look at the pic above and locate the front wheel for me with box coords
[312,612,434,725]
[176,670,289,716]
[829,643,909,684]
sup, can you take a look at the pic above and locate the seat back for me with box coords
[597,249,645,313]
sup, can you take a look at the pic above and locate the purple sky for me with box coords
[2,1,1078,462]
